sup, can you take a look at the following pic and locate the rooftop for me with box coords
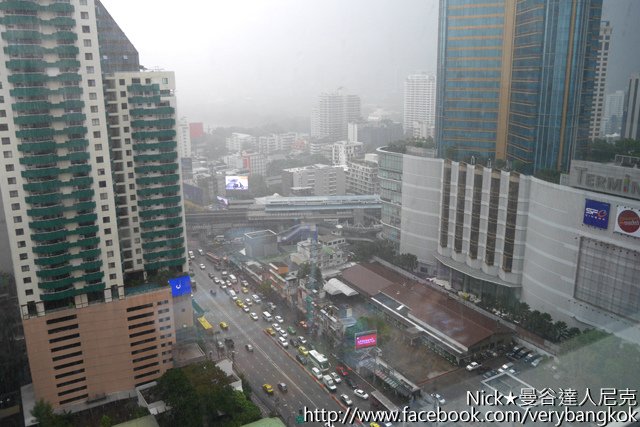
[340,263,511,351]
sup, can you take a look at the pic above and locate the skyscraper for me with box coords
[589,21,612,140]
[621,73,640,140]
[311,91,361,142]
[0,0,188,409]
[603,90,625,135]
[436,0,602,173]
[403,73,436,138]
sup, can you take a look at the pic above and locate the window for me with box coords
[103,216,110,223]
[16,229,23,236]
[89,93,97,100]
[121,103,128,110]
[83,39,91,47]
[107,251,114,257]
[81,11,89,19]
[2,137,9,145]
[13,216,22,223]
[90,106,99,113]
[3,151,11,158]
[162,78,169,84]
[102,205,108,211]
[8,177,16,185]
[99,181,106,188]
[9,190,18,198]
[19,253,27,260]
[119,79,125,85]
[85,53,93,60]
[88,79,96,87]
[17,241,25,248]
[96,144,102,151]
[92,118,100,126]
[21,265,29,272]
[80,0,87,5]
[105,228,111,235]
[5,164,14,172]
[100,193,108,200]
[11,203,19,210]
[25,289,33,296]
[0,110,6,117]
[123,115,129,121]
[110,274,117,280]
[93,131,101,138]
[24,277,31,283]
[96,156,104,163]
[106,240,113,247]
[108,262,116,268]
[82,26,90,33]
[120,91,126,97]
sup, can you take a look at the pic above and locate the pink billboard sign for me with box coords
[355,333,377,350]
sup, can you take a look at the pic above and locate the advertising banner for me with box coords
[583,199,610,229]
[169,275,192,297]
[614,206,640,238]
[355,332,377,350]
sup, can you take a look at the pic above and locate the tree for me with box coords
[156,369,201,427]
[31,399,71,427]
[100,415,113,427]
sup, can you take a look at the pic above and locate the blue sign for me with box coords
[169,275,192,297]
[583,199,610,229]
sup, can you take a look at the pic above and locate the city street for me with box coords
[189,256,371,426]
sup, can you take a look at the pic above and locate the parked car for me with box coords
[336,365,349,376]
[345,377,357,389]
[278,383,288,392]
[245,344,254,352]
[466,362,482,371]
[330,372,342,383]
[483,369,499,379]
[274,315,284,323]
[295,354,307,365]
[199,264,206,270]
[278,336,289,348]
[298,336,307,345]
[311,367,322,379]
[431,393,446,405]
[250,312,259,321]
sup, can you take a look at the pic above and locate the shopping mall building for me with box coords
[378,147,640,343]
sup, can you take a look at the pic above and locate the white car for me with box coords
[311,367,322,379]
[272,323,282,332]
[340,394,353,407]
[252,294,261,303]
[431,393,446,405]
[330,372,342,383]
[244,298,253,306]
[199,264,206,270]
[278,336,289,348]
[278,329,288,338]
[354,389,369,400]
[466,362,481,371]
[298,336,307,345]
[274,315,284,323]
[250,312,259,321]
[243,306,250,313]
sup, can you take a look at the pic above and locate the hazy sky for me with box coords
[100,0,640,128]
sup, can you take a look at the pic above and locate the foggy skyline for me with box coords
[102,0,640,129]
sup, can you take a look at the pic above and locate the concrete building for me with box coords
[225,132,255,153]
[603,90,626,136]
[330,140,363,166]
[282,164,346,196]
[257,132,296,154]
[589,21,612,140]
[244,230,278,258]
[241,150,267,177]
[403,73,436,138]
[311,91,361,142]
[347,120,403,149]
[290,238,346,270]
[436,0,602,173]
[0,0,188,409]
[346,158,379,195]
[378,144,640,343]
[621,73,640,140]
[176,116,192,159]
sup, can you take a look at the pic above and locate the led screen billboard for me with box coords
[225,175,248,190]
[583,199,610,229]
[169,275,192,297]
[355,332,377,350]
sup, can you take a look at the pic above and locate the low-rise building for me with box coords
[346,158,379,195]
[282,164,346,196]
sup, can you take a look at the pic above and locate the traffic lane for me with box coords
[193,279,347,420]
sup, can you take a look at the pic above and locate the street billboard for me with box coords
[355,331,377,350]
[169,275,192,297]
[225,175,248,190]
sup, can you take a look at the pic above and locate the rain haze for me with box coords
[101,0,640,129]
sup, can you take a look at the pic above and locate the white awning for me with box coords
[324,278,358,297]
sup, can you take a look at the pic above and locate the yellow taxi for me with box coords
[241,286,249,294]
[298,346,309,356]
[262,384,274,394]
[370,423,381,427]
[265,327,276,336]
[219,321,229,330]
[236,300,244,308]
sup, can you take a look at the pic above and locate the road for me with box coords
[190,257,372,426]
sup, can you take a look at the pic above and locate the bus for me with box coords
[308,350,330,372]
[197,316,213,335]
[206,252,222,268]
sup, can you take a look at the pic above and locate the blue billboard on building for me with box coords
[583,199,610,229]
[169,275,192,297]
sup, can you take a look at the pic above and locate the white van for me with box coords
[188,250,195,259]
[228,274,237,284]
[262,311,272,322]
[311,367,322,379]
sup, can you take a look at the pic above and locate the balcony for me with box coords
[17,140,56,152]
[132,141,177,152]
[21,167,60,179]
[7,72,48,84]
[128,95,161,104]
[144,257,186,272]
[32,236,100,254]
[130,106,175,117]
[134,163,178,174]
[12,100,52,112]
[131,118,175,128]
[131,129,176,140]
[143,247,184,261]
[140,216,182,229]
[141,236,184,250]
[133,152,177,163]
[141,226,183,240]
[137,184,180,197]
[138,205,182,218]
[34,248,100,266]
[135,173,179,186]
[14,114,53,126]
[138,195,181,207]
[0,1,40,12]
[127,83,160,93]
[29,213,96,229]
